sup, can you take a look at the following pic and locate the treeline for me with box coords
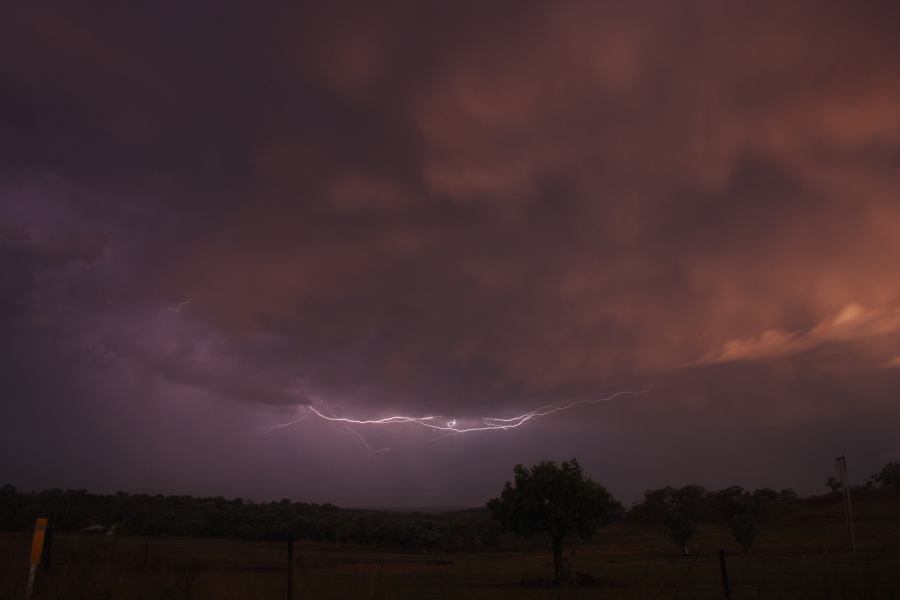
[0,483,800,555]
[627,461,900,555]
[628,485,799,554]
[0,484,499,552]
[2,462,896,555]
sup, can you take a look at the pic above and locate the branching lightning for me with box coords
[263,386,653,452]
[303,386,652,434]
[254,413,311,434]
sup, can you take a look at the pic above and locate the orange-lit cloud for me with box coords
[699,304,900,365]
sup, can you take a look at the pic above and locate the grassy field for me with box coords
[2,490,898,599]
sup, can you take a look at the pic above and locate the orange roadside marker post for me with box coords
[26,518,48,598]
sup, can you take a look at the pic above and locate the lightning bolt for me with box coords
[304,385,652,434]
[169,297,192,312]
[304,400,392,454]
[254,413,311,434]
[262,386,653,451]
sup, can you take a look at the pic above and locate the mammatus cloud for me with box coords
[698,303,900,365]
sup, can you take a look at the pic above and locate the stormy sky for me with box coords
[1,1,898,507]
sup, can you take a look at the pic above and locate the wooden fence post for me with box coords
[287,534,294,600]
[718,549,731,599]
[26,518,48,598]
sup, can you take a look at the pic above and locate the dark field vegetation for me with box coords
[0,484,499,552]
[2,480,899,599]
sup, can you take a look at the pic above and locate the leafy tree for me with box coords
[777,489,799,503]
[667,513,697,553]
[487,459,621,584]
[750,488,797,519]
[712,486,749,521]
[871,463,900,489]
[634,485,708,554]
[825,476,842,493]
[750,488,780,503]
[729,514,758,553]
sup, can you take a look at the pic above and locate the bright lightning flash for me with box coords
[293,386,652,439]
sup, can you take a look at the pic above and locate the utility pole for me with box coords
[834,456,857,558]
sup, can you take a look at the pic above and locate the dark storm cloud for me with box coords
[1,1,898,502]
[0,224,104,316]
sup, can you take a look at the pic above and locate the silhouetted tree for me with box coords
[750,488,797,519]
[871,463,900,489]
[634,485,707,554]
[487,459,622,585]
[825,477,842,493]
[667,513,697,554]
[712,486,750,521]
[729,514,758,553]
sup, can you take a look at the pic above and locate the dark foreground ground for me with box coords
[2,491,898,599]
